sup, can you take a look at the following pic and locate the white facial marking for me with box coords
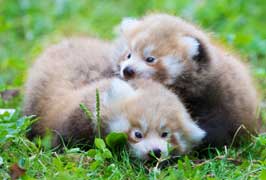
[140,117,148,133]
[120,17,139,33]
[103,78,137,105]
[130,135,168,159]
[109,115,130,132]
[159,118,166,129]
[120,57,155,79]
[173,132,187,152]
[143,45,155,57]
[119,58,134,78]
[162,56,184,85]
[180,36,200,58]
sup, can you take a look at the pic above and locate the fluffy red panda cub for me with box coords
[23,37,206,160]
[114,14,258,147]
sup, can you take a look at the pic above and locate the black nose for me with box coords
[123,67,135,79]
[149,148,161,158]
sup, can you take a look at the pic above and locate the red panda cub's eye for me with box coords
[135,131,143,139]
[145,57,155,63]
[130,129,143,141]
[161,132,168,138]
[127,53,131,59]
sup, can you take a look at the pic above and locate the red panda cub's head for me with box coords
[102,78,206,160]
[113,14,212,86]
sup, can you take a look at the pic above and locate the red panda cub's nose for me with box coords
[149,148,162,158]
[123,66,135,79]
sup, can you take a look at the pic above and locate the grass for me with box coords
[0,0,266,179]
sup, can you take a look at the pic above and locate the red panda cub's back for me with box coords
[23,37,114,143]
[114,14,258,147]
[23,37,206,160]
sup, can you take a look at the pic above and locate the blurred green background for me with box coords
[0,0,265,105]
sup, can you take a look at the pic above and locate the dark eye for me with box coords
[127,53,131,59]
[161,132,168,138]
[135,131,143,139]
[145,57,155,63]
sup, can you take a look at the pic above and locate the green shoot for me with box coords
[79,103,93,120]
[96,89,101,138]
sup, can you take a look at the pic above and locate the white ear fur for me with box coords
[103,78,137,105]
[120,17,139,33]
[181,111,206,143]
[180,36,200,58]
[185,121,206,143]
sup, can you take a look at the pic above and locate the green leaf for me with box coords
[90,161,101,170]
[94,138,106,149]
[67,148,81,153]
[102,149,113,159]
[105,132,128,149]
[87,149,97,157]
[94,154,103,162]
[260,169,266,180]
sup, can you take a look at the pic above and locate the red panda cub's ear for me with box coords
[180,36,208,63]
[179,110,206,144]
[103,78,138,106]
[119,17,140,34]
[183,120,206,144]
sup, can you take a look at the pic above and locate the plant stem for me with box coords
[96,89,101,138]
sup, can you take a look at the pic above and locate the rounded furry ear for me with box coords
[184,120,206,143]
[173,112,206,152]
[180,110,206,143]
[180,36,208,62]
[119,17,139,33]
[103,78,137,105]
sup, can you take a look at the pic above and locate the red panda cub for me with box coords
[23,37,206,160]
[114,14,258,147]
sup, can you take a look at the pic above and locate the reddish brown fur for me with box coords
[23,37,205,154]
[23,37,115,146]
[115,14,258,147]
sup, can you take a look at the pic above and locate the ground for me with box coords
[0,0,266,179]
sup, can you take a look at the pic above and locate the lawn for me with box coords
[0,0,266,179]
